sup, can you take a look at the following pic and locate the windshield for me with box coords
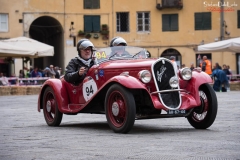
[93,46,149,63]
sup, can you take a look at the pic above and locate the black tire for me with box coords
[105,84,136,133]
[187,83,218,129]
[42,86,63,126]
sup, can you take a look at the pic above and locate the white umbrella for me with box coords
[0,37,54,57]
[197,37,240,52]
[0,41,36,57]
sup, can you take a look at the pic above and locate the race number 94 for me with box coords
[83,76,98,101]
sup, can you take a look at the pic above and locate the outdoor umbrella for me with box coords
[0,36,54,57]
[197,37,240,52]
[0,41,36,57]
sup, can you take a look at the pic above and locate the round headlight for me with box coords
[169,76,179,88]
[180,67,192,80]
[138,70,152,83]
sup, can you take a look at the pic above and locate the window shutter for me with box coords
[162,15,170,31]
[203,12,211,30]
[84,16,93,32]
[84,0,92,9]
[195,13,203,30]
[238,10,240,28]
[92,0,100,9]
[92,16,100,32]
[170,14,178,31]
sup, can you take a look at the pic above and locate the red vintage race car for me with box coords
[37,46,218,133]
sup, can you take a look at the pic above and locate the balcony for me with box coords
[156,0,183,10]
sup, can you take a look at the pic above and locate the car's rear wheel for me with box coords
[42,86,63,126]
[105,84,136,133]
[187,83,218,129]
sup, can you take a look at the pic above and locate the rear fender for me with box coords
[179,71,212,105]
[38,79,69,113]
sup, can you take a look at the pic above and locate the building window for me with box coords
[84,0,100,9]
[238,10,240,28]
[137,12,150,32]
[195,12,211,30]
[0,14,8,32]
[116,12,129,32]
[162,14,178,31]
[84,15,100,32]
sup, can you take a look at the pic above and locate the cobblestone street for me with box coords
[0,91,240,160]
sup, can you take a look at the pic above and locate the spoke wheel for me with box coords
[42,87,63,126]
[105,84,136,133]
[187,83,218,129]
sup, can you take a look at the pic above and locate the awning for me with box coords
[197,37,240,52]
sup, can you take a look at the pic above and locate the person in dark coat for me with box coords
[212,63,229,92]
[64,39,95,86]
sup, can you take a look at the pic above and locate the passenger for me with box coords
[64,39,95,85]
[110,36,127,47]
[109,37,129,57]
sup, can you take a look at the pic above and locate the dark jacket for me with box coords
[212,69,228,83]
[64,57,94,85]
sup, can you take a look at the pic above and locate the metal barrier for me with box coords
[228,74,240,81]
[0,77,50,86]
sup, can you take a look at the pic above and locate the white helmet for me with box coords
[77,39,95,52]
[110,37,127,47]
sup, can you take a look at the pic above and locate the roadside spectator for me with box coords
[38,68,43,77]
[200,56,212,76]
[31,67,40,77]
[0,72,9,86]
[54,66,60,79]
[212,63,228,92]
[227,65,232,74]
[190,63,194,71]
[169,56,178,74]
[9,73,17,85]
[222,64,231,79]
[43,65,56,78]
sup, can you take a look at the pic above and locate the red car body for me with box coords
[38,46,218,133]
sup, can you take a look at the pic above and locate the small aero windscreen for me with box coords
[94,46,148,62]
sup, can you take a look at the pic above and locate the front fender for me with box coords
[38,79,69,113]
[179,71,212,105]
[106,75,147,89]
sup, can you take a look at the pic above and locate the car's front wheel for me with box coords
[187,83,218,129]
[105,84,136,133]
[42,86,63,126]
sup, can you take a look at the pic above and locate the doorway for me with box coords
[161,48,182,68]
[29,16,64,70]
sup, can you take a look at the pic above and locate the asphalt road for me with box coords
[0,91,240,160]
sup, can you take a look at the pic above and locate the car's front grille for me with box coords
[152,58,181,109]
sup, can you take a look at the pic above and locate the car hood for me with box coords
[98,59,157,69]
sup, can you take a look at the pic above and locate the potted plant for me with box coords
[78,30,85,36]
[101,24,108,30]
[93,33,99,39]
[85,33,92,39]
[101,30,109,35]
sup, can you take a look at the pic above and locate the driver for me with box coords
[64,39,95,85]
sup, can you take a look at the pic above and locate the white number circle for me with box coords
[83,76,98,101]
